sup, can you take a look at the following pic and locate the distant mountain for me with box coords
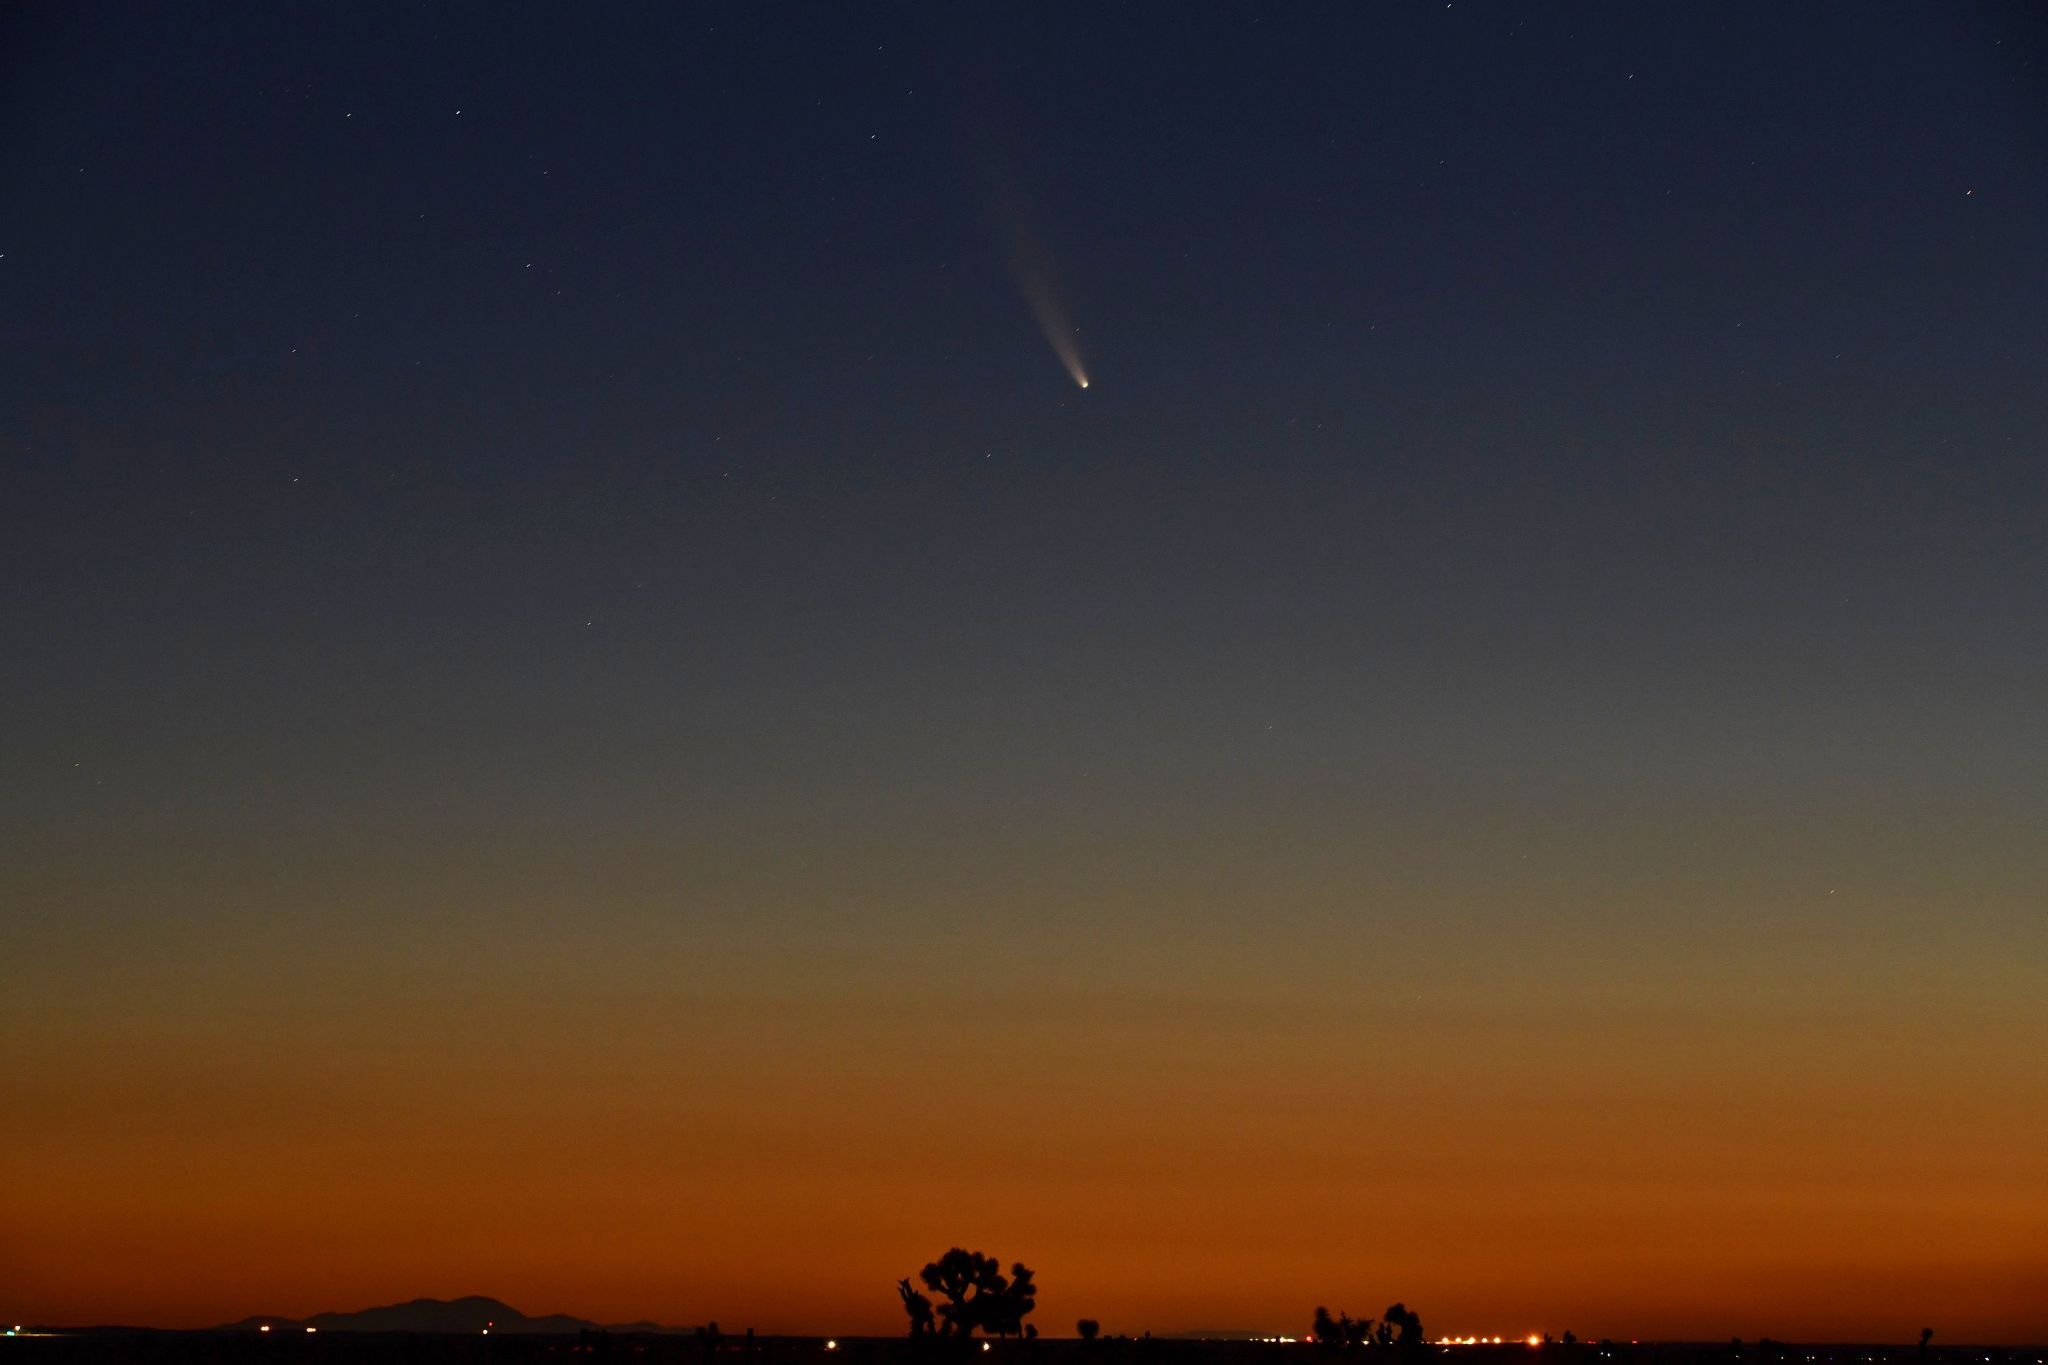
[219,1296,684,1335]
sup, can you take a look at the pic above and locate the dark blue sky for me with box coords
[7,0,2045,830]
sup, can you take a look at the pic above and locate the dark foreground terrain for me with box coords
[2,1336,2039,1365]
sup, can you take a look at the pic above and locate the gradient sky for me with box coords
[3,0,2046,1343]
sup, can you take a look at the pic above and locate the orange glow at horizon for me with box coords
[5,943,2045,1340]
[5,803,2045,1342]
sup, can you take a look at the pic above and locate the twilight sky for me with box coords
[3,0,2045,1342]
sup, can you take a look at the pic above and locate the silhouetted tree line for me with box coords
[0,1314,1986,1365]
[1311,1304,1423,1355]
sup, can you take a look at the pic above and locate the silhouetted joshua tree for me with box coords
[898,1280,936,1338]
[1078,1321,1100,1343]
[911,1247,1039,1340]
[985,1263,1038,1340]
[1382,1305,1424,1354]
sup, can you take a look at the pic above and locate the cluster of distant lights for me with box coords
[218,1324,2033,1363]
[1251,1342,1539,1352]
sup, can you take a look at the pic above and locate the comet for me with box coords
[1011,243,1089,390]
[989,181,1090,390]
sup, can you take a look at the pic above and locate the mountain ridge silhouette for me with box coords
[218,1295,685,1335]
